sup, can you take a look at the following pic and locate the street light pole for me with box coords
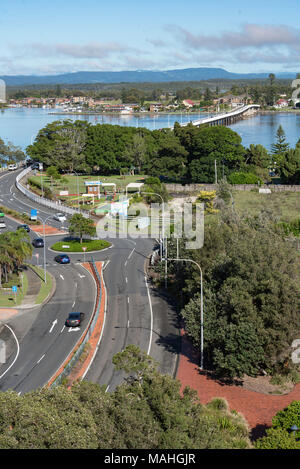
[167,257,204,369]
[37,215,52,283]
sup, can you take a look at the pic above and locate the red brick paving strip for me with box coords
[47,261,105,387]
[29,225,67,235]
[177,330,300,431]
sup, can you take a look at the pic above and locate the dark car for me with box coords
[31,162,40,170]
[65,312,85,327]
[17,224,30,233]
[32,238,44,248]
[54,254,70,264]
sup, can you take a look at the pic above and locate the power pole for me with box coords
[215,159,218,184]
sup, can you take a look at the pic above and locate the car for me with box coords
[8,163,18,171]
[65,312,85,327]
[53,213,66,223]
[32,238,44,248]
[31,162,40,170]
[54,254,70,264]
[17,224,30,233]
[0,212,4,218]
[0,222,6,229]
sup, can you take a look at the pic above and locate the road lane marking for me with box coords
[72,300,76,308]
[37,354,45,364]
[59,274,64,280]
[49,319,58,333]
[124,260,128,267]
[125,277,128,283]
[145,276,153,356]
[0,325,20,380]
[128,248,135,260]
[60,325,65,333]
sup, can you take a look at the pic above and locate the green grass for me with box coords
[233,191,300,222]
[51,238,111,253]
[30,173,147,194]
[30,265,53,305]
[0,271,28,307]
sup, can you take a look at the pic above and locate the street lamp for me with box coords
[37,215,53,283]
[167,257,204,369]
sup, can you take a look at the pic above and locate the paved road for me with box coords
[0,168,180,393]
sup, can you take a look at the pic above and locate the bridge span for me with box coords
[180,104,260,128]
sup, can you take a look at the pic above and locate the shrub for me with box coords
[228,172,262,185]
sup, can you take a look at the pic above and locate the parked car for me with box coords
[65,312,85,327]
[8,163,18,171]
[53,213,66,223]
[54,254,70,264]
[0,212,4,218]
[32,238,44,248]
[17,224,30,233]
[0,222,6,229]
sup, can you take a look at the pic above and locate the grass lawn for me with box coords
[51,238,111,253]
[31,173,147,195]
[29,265,53,305]
[233,190,300,222]
[0,271,28,307]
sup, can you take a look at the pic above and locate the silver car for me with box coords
[53,213,66,222]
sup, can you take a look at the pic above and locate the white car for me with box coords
[0,222,6,229]
[8,163,18,171]
[53,213,66,223]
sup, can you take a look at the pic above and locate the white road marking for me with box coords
[125,277,128,283]
[78,274,85,278]
[60,325,65,333]
[145,276,154,356]
[59,274,64,280]
[124,260,128,267]
[49,319,58,333]
[37,354,45,364]
[68,327,80,332]
[128,248,135,260]
[72,300,76,308]
[0,325,20,380]
[127,320,130,328]
[127,297,129,304]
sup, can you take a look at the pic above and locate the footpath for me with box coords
[176,330,300,438]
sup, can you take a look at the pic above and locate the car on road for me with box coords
[65,312,85,327]
[0,212,4,218]
[32,238,44,248]
[8,163,18,171]
[54,254,70,264]
[0,222,6,229]
[53,213,66,223]
[17,224,30,233]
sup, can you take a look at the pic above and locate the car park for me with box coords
[53,213,66,223]
[54,254,70,264]
[32,238,44,248]
[17,224,30,233]
[65,312,85,327]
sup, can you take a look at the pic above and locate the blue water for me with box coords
[0,107,300,152]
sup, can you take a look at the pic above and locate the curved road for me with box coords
[0,168,180,393]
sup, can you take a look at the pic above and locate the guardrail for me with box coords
[15,167,90,218]
[49,258,102,387]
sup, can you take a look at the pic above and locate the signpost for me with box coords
[31,209,37,221]
[12,285,17,303]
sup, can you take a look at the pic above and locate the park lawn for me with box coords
[51,239,111,253]
[233,190,300,222]
[29,265,53,305]
[30,173,147,195]
[0,271,28,307]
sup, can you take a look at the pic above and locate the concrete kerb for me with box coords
[48,242,113,255]
[46,261,105,388]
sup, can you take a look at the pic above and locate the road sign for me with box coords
[82,247,87,251]
[31,209,37,221]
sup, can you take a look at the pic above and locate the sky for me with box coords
[0,0,300,75]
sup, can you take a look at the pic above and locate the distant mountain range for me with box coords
[0,68,297,86]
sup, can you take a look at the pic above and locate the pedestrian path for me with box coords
[176,330,300,438]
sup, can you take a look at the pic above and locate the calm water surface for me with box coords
[0,107,300,152]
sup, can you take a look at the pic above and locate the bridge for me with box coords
[180,104,260,128]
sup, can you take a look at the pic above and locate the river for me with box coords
[0,107,300,152]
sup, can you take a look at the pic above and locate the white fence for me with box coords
[16,167,90,218]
